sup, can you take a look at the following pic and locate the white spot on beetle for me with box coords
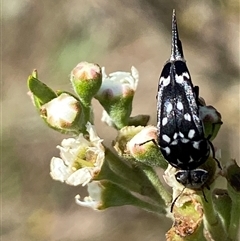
[173,133,178,139]
[160,76,170,86]
[162,134,171,143]
[175,75,183,84]
[182,72,190,80]
[193,141,200,150]
[176,159,183,165]
[171,140,178,145]
[189,156,195,163]
[179,132,184,138]
[177,101,183,110]
[181,138,189,143]
[184,113,191,121]
[188,129,195,139]
[162,117,168,126]
[176,72,190,84]
[166,102,173,113]
[162,146,170,155]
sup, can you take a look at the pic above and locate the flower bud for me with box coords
[70,62,102,106]
[199,105,222,140]
[114,125,167,169]
[40,93,84,133]
[127,126,167,168]
[95,66,139,129]
[114,126,145,157]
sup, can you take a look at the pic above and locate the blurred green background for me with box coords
[2,0,239,240]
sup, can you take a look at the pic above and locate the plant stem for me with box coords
[102,181,166,215]
[140,164,172,205]
[228,200,240,240]
[96,159,141,193]
[103,147,166,205]
[131,197,167,215]
[201,191,227,240]
[104,147,144,183]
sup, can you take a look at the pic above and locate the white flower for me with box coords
[96,66,139,98]
[40,93,81,129]
[50,122,105,186]
[75,181,103,210]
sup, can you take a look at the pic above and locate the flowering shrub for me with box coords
[27,61,239,241]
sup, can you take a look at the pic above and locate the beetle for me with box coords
[157,10,219,190]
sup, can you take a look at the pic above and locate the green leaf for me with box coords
[27,72,57,106]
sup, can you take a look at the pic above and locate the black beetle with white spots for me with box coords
[156,10,221,195]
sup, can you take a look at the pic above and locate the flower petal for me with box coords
[66,168,93,186]
[50,157,71,182]
[75,182,102,209]
[75,194,101,210]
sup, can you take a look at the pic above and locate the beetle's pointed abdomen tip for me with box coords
[170,9,184,61]
[172,9,176,23]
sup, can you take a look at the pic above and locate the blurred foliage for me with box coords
[2,0,239,240]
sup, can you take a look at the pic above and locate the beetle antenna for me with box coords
[170,187,186,212]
